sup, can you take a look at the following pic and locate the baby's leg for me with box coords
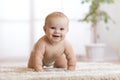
[54,54,67,68]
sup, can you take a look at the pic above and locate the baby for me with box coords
[28,12,77,72]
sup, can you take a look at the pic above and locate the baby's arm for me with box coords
[65,41,77,70]
[34,50,44,71]
[31,40,45,72]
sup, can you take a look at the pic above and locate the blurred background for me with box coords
[0,0,120,62]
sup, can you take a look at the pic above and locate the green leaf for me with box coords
[79,0,115,24]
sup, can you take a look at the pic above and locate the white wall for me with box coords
[0,23,30,60]
[67,21,91,55]
[0,0,30,61]
[97,0,120,60]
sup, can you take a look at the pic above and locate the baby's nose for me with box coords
[55,29,60,33]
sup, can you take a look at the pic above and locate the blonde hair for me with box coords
[44,12,69,25]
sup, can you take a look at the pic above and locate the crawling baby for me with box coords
[28,12,77,72]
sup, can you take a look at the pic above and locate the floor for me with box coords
[0,55,120,65]
[77,55,120,64]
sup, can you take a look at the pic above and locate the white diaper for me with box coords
[43,62,55,67]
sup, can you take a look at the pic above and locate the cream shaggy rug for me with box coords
[0,62,120,80]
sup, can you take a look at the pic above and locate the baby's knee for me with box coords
[54,56,67,68]
[54,62,67,68]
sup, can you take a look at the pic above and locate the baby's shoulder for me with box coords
[33,36,46,50]
[35,36,46,45]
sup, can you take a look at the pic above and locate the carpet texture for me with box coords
[0,62,120,80]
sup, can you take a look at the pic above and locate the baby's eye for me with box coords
[60,28,64,31]
[50,27,55,29]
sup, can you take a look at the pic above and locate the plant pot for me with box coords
[85,43,106,62]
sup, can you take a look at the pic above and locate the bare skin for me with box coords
[28,12,76,72]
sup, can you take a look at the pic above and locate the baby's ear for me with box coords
[43,26,46,32]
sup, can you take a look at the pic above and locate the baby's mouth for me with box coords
[52,35,60,38]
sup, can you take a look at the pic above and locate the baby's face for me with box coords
[44,17,69,43]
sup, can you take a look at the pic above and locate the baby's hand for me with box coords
[34,67,43,72]
[35,69,43,72]
[68,66,75,71]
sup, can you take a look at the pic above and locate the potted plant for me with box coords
[79,0,114,61]
[80,0,114,43]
